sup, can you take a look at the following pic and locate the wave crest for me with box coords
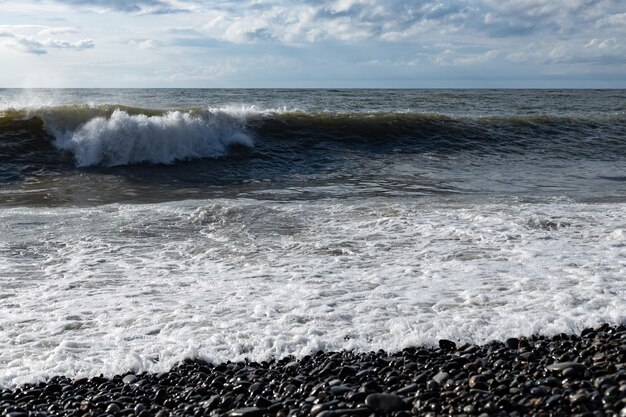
[51,109,253,167]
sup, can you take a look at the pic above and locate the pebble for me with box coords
[228,407,265,417]
[468,375,487,390]
[365,393,405,412]
[395,383,418,395]
[317,408,369,417]
[329,385,352,395]
[505,338,519,349]
[432,372,450,384]
[546,362,587,374]
[438,339,456,351]
[122,375,139,385]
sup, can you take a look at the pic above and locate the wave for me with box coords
[2,105,254,167]
[1,104,626,168]
[55,109,253,167]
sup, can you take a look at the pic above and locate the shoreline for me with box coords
[1,323,624,417]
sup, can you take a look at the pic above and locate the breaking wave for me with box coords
[1,104,625,168]
[54,109,253,167]
[0,105,256,167]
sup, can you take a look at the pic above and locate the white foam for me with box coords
[0,197,624,387]
[51,109,253,167]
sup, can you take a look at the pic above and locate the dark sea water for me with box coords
[1,89,625,206]
[0,89,625,387]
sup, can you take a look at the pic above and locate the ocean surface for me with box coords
[0,89,625,387]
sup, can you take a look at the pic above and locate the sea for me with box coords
[0,89,624,387]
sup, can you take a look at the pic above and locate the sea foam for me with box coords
[0,197,624,387]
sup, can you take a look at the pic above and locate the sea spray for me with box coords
[52,109,254,166]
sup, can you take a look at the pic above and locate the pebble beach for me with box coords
[2,323,624,417]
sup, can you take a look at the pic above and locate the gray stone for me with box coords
[330,385,353,395]
[545,394,562,408]
[122,375,138,384]
[365,393,405,412]
[317,408,370,417]
[546,362,586,374]
[248,383,263,394]
[229,407,265,417]
[134,403,146,415]
[432,372,450,384]
[395,383,418,395]
[426,380,440,391]
[530,386,549,396]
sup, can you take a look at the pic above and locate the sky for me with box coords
[0,0,625,88]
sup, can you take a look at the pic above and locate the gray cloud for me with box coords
[171,0,625,73]
[183,0,624,45]
[49,0,194,14]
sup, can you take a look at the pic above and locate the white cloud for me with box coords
[37,26,79,36]
[0,27,94,54]
[138,39,157,49]
[129,39,158,49]
[585,38,619,51]
[431,49,499,66]
[43,38,94,49]
[46,0,197,14]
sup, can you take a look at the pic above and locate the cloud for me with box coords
[504,36,626,67]
[130,39,158,49]
[48,0,194,14]
[3,0,626,86]
[14,37,48,54]
[37,26,79,36]
[44,38,94,49]
[0,27,94,54]
[432,49,499,66]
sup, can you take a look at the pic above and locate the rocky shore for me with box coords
[1,323,625,417]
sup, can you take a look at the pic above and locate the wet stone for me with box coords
[317,408,369,417]
[505,338,519,349]
[468,375,488,390]
[122,375,138,385]
[365,393,405,412]
[426,380,440,391]
[228,407,265,417]
[546,362,587,375]
[432,372,450,384]
[395,384,418,395]
[43,385,62,395]
[530,386,549,396]
[330,385,352,395]
[569,391,590,405]
[6,412,29,417]
[153,389,167,405]
[439,339,456,351]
